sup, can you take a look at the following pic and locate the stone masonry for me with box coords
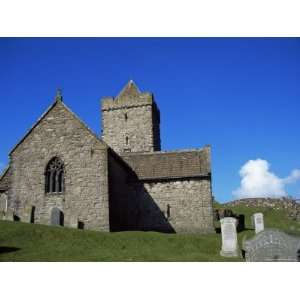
[8,97,110,231]
[102,80,161,153]
[0,81,214,233]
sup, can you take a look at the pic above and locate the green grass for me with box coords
[0,204,299,262]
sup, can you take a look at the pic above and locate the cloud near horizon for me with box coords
[232,159,300,199]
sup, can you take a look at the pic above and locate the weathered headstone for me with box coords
[220,217,239,257]
[243,229,300,262]
[23,205,32,223]
[51,207,63,226]
[253,213,264,234]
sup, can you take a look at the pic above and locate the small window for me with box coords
[167,204,171,219]
[126,136,129,145]
[30,206,36,223]
[124,113,128,121]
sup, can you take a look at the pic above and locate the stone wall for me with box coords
[102,105,155,153]
[225,198,300,221]
[134,178,214,233]
[101,81,161,153]
[8,100,110,231]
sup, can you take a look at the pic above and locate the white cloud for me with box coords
[232,159,300,199]
[282,169,300,184]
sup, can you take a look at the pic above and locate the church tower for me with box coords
[101,80,161,153]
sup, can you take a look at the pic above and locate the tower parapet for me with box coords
[101,80,161,153]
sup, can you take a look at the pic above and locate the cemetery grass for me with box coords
[0,220,242,262]
[0,205,299,262]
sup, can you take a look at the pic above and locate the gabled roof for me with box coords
[10,96,108,155]
[0,166,10,191]
[102,80,155,111]
[116,80,141,99]
[121,147,211,181]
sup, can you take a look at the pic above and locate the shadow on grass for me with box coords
[0,247,21,255]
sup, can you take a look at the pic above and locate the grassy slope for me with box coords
[0,204,299,262]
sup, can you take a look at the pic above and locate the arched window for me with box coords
[45,157,64,193]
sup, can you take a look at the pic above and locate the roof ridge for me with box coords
[121,146,210,156]
[10,97,109,155]
[0,166,9,181]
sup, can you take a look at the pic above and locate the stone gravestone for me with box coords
[253,213,264,234]
[51,207,63,226]
[23,205,32,223]
[220,217,239,257]
[243,229,300,262]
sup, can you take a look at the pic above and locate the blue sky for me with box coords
[0,38,299,202]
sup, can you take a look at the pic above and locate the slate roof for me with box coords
[121,147,211,181]
[0,167,10,191]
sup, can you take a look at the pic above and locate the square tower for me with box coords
[101,80,161,153]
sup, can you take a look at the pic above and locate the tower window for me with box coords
[124,113,128,121]
[126,136,129,145]
[45,157,65,194]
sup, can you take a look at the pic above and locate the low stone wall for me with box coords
[224,198,300,221]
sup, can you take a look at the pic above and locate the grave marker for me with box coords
[243,229,300,262]
[253,213,264,234]
[220,217,239,257]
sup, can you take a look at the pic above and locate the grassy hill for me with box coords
[0,203,299,262]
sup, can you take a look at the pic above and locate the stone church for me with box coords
[0,81,214,233]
